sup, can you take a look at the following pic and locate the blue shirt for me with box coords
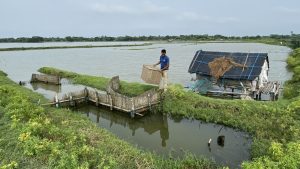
[160,55,170,70]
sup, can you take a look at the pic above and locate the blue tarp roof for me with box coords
[188,50,269,81]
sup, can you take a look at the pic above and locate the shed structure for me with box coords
[188,50,279,100]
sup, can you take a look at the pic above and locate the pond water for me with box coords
[25,77,251,168]
[27,81,251,168]
[0,42,292,85]
[0,42,292,168]
[0,41,146,49]
[77,105,251,169]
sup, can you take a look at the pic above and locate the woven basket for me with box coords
[141,65,162,85]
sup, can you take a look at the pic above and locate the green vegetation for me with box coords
[284,48,300,99]
[1,44,300,168]
[1,34,299,49]
[0,43,152,52]
[163,85,294,141]
[38,67,157,97]
[38,48,300,168]
[0,70,218,168]
[161,49,300,168]
[242,141,300,168]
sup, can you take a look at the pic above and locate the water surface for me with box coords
[76,105,251,168]
[27,78,252,168]
[0,42,291,168]
[0,42,292,86]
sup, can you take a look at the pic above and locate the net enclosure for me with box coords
[188,50,269,81]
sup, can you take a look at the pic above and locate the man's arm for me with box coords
[153,61,160,67]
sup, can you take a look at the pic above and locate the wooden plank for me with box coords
[207,90,249,95]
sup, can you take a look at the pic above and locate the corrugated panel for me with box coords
[188,50,269,81]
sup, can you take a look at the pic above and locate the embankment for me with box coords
[39,48,300,168]
[0,71,216,168]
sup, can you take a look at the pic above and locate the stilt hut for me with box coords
[188,50,280,100]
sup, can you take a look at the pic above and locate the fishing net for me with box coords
[208,56,246,79]
[191,78,212,94]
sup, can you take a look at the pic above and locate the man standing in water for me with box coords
[153,49,170,91]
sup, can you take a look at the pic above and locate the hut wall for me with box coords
[258,60,269,88]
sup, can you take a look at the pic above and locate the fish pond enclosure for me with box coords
[188,50,281,100]
[31,73,61,85]
[28,72,251,168]
[34,75,161,117]
[0,42,294,168]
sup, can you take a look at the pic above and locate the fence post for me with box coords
[109,94,113,110]
[95,91,99,107]
[130,98,135,118]
[84,87,89,103]
[69,95,75,107]
[55,93,59,108]
[147,93,152,112]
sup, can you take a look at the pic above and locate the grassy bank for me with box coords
[0,43,152,52]
[38,48,300,168]
[0,71,218,168]
[162,50,300,168]
[38,67,156,97]
[283,48,300,99]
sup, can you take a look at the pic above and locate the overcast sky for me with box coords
[0,0,299,37]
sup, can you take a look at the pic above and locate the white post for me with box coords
[55,93,59,108]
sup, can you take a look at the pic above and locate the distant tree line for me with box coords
[0,34,299,48]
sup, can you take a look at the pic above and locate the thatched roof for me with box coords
[188,50,269,81]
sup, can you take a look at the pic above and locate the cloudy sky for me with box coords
[0,0,299,37]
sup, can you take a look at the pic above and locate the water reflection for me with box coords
[84,106,170,147]
[76,105,251,168]
[24,80,251,168]
[30,82,61,93]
